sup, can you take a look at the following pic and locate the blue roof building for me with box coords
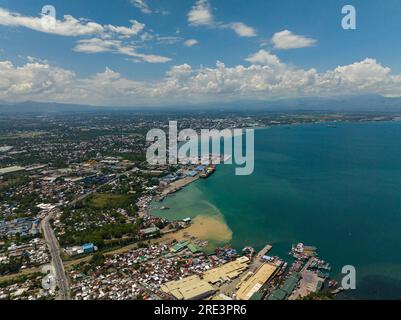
[187,171,198,177]
[82,243,95,253]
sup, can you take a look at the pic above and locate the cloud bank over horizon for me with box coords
[0,50,400,107]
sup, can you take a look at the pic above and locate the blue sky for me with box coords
[0,0,401,106]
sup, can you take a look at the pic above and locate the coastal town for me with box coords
[0,110,392,300]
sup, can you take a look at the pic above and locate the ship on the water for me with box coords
[290,243,317,259]
[242,246,256,259]
[200,165,216,179]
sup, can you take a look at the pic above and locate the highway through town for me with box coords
[39,174,122,299]
[41,214,71,300]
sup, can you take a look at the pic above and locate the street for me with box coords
[41,214,71,300]
[39,174,122,300]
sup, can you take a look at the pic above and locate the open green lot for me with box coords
[87,193,134,209]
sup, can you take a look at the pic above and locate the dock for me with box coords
[256,244,273,260]
[249,244,273,272]
[161,176,199,196]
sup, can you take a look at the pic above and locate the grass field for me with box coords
[0,267,41,283]
[88,193,133,209]
[0,176,27,192]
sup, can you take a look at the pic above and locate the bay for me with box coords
[152,121,401,299]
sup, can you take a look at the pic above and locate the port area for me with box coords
[276,243,339,300]
[209,243,342,300]
[288,257,328,300]
[214,245,274,298]
[159,175,199,197]
[153,155,226,200]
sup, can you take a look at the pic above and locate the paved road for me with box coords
[41,214,71,300]
[39,174,121,299]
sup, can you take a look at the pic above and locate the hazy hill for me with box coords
[1,95,401,114]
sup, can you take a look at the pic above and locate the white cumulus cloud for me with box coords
[272,30,317,49]
[184,39,199,47]
[0,7,172,64]
[245,50,282,67]
[73,38,171,63]
[1,53,401,106]
[106,20,145,38]
[225,22,256,37]
[0,7,104,36]
[130,0,152,14]
[0,7,148,39]
[188,0,256,38]
[188,0,214,26]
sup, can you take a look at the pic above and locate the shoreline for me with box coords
[158,214,233,247]
[160,176,199,197]
[148,161,234,248]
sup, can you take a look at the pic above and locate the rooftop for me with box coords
[236,263,278,300]
[203,256,250,284]
[161,275,215,300]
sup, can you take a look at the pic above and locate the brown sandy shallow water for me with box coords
[170,215,233,243]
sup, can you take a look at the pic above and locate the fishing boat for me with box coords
[328,280,338,288]
[242,246,255,257]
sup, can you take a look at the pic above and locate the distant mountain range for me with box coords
[1,95,401,114]
[0,100,101,114]
[206,95,401,112]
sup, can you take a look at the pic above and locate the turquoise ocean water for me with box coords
[152,121,401,299]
